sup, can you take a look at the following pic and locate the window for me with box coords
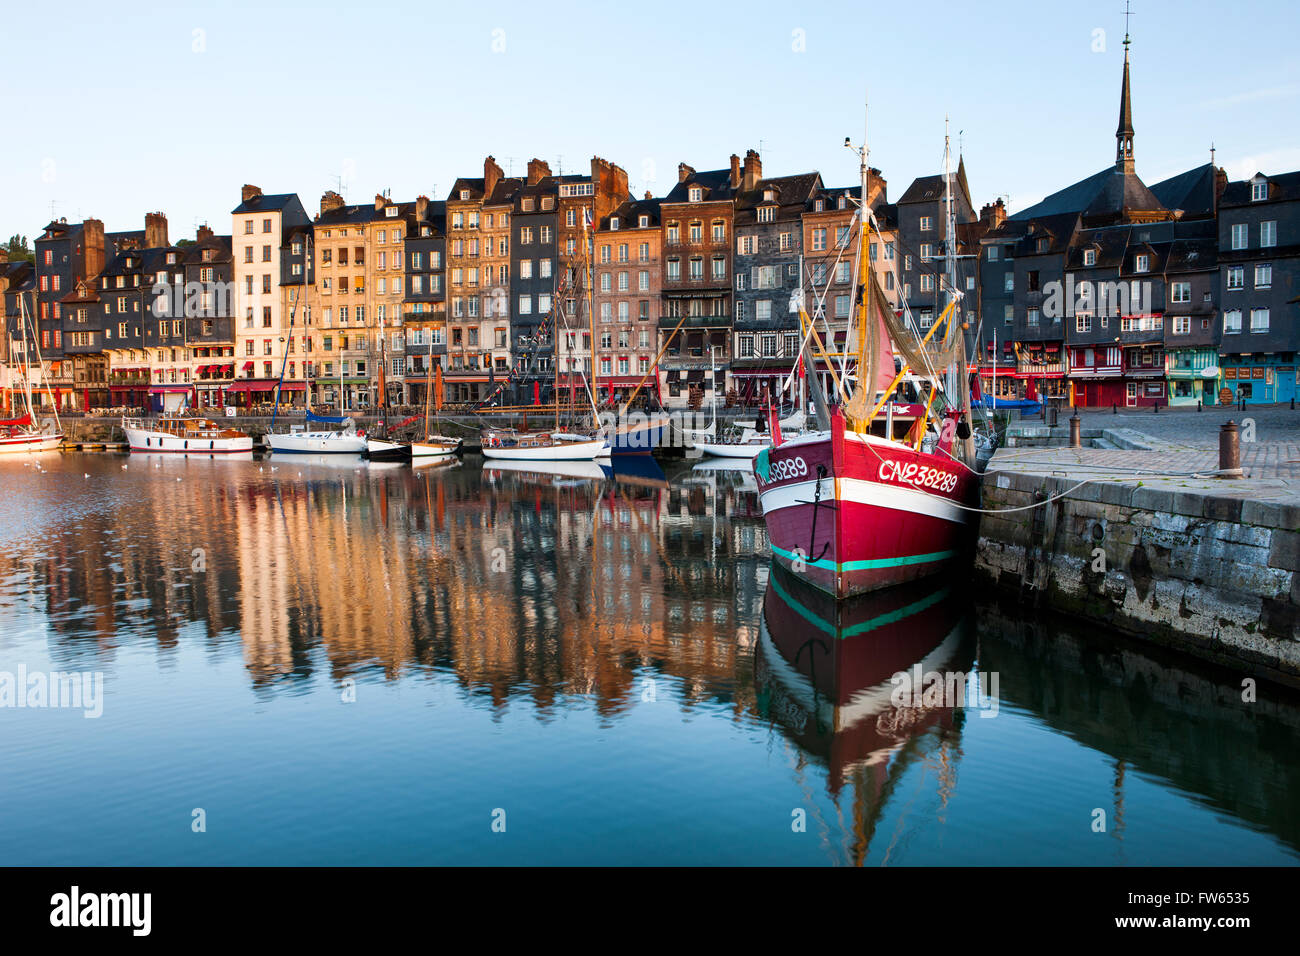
[688,186,702,202]
[756,300,772,322]
[1250,308,1270,333]
[1003,272,1014,292]
[757,206,775,223]
[988,246,999,261]
[1076,314,1092,333]
[1004,305,1014,325]
[711,257,725,280]
[919,216,933,231]
[1227,266,1244,290]
[667,258,680,280]
[1223,309,1242,333]
[1260,220,1277,247]
[689,258,704,280]
[811,228,826,252]
[712,221,725,242]
[1252,180,1268,201]
[1171,281,1190,303]
[1083,249,1096,266]
[1255,263,1272,288]
[1134,254,1149,273]
[518,296,532,314]
[1173,316,1190,334]
[835,295,850,318]
[1027,308,1039,327]
[920,274,934,292]
[1230,223,1248,250]
[920,243,934,260]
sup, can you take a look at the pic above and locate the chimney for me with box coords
[241,184,263,203]
[1214,166,1228,207]
[374,193,386,212]
[742,150,762,192]
[0,248,8,265]
[729,154,741,190]
[196,223,214,242]
[484,155,504,197]
[320,191,345,216]
[145,212,168,249]
[526,158,551,185]
[979,199,1007,230]
[82,218,105,280]
[677,163,695,184]
[415,195,429,221]
[644,190,653,201]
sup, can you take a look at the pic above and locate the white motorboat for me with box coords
[122,415,253,454]
[365,437,410,462]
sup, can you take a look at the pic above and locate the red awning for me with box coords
[275,383,305,392]
[242,362,255,371]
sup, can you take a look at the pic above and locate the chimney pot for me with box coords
[241,184,262,203]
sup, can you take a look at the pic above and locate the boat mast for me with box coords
[423,322,435,440]
[585,205,599,425]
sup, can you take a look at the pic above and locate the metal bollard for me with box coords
[1112,402,1117,414]
[1197,399,1202,412]
[1219,420,1243,478]
[1154,401,1160,413]
[1070,412,1081,448]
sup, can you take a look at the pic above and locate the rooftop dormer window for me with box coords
[1036,238,1049,253]
[837,196,847,209]
[1135,254,1150,273]
[385,207,398,217]
[638,215,649,228]
[1252,180,1268,201]
[610,217,620,231]
[688,187,702,202]
[166,253,177,264]
[1083,248,1096,266]
[757,206,776,223]
[460,190,470,200]
[763,189,775,201]
[815,199,825,212]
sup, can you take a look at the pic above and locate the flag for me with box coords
[969,371,982,402]
[434,364,444,412]
[582,207,592,233]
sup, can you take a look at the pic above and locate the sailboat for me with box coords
[365,333,411,461]
[688,346,805,459]
[409,338,460,458]
[752,117,983,599]
[1,294,63,453]
[264,242,366,455]
[481,209,609,462]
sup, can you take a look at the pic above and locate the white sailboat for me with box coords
[410,336,460,458]
[1,294,63,454]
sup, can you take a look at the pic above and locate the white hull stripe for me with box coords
[759,476,968,525]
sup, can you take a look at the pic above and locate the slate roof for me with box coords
[231,193,300,215]
[663,168,737,204]
[1150,164,1218,219]
[1220,170,1300,206]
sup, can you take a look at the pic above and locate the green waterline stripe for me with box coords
[768,572,952,639]
[770,543,956,573]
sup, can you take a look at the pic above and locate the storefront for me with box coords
[1221,354,1298,405]
[148,384,194,413]
[1165,348,1220,406]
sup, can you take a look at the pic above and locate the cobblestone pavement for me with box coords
[1006,404,1300,480]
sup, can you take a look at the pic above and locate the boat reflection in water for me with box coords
[755,561,977,863]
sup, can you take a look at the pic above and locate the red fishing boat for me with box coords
[753,117,986,599]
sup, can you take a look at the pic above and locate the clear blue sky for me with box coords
[2,0,1296,243]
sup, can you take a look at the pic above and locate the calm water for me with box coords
[0,451,1296,866]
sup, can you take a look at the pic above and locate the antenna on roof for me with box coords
[505,156,516,177]
[1210,142,1216,165]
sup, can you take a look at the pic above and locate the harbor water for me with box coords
[0,451,1296,865]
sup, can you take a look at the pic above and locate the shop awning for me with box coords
[242,362,255,372]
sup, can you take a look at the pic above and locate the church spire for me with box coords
[1116,7,1135,172]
